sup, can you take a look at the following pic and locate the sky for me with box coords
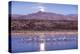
[9,1,78,15]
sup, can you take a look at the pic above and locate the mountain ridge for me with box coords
[11,11,78,21]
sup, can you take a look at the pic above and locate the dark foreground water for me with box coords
[10,34,78,53]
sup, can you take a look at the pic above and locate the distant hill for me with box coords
[11,11,78,21]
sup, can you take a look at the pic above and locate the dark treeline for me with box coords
[11,19,78,31]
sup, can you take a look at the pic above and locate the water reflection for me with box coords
[11,34,78,53]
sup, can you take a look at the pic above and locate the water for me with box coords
[11,35,40,53]
[44,34,78,50]
[10,34,78,53]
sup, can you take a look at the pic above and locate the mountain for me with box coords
[11,14,25,19]
[66,14,78,21]
[11,11,78,21]
[11,11,78,31]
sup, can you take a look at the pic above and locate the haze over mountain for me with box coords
[11,11,78,21]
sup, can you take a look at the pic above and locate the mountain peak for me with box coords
[37,11,44,13]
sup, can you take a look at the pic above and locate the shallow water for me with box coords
[10,34,78,53]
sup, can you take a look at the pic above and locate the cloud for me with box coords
[38,6,45,12]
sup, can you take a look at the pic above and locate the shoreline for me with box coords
[11,30,78,36]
